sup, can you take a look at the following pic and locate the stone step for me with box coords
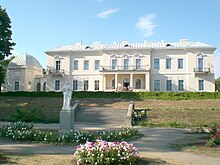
[75,106,127,126]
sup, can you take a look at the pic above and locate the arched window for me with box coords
[36,83,41,92]
[135,79,141,89]
[112,79,115,89]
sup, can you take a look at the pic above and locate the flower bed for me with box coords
[206,123,220,147]
[0,121,142,144]
[74,140,140,165]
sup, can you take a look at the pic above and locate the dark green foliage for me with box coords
[10,108,44,122]
[0,91,220,100]
[215,77,220,91]
[132,109,147,125]
[0,6,15,92]
[10,108,59,123]
[0,6,15,60]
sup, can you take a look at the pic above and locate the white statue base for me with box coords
[60,107,74,132]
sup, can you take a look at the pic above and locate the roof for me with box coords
[8,53,42,69]
[46,40,215,53]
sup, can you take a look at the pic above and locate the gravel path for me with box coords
[1,126,220,165]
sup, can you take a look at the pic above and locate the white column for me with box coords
[115,73,118,90]
[130,73,133,89]
[145,73,149,91]
[103,75,106,91]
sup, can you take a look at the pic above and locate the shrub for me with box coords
[1,91,220,100]
[0,121,57,142]
[206,123,220,147]
[74,140,140,165]
[97,128,142,141]
[10,108,44,122]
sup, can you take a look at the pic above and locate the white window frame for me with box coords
[73,80,78,91]
[136,58,141,69]
[14,81,20,91]
[55,80,60,91]
[154,58,160,69]
[73,60,78,70]
[199,79,205,91]
[84,80,88,91]
[95,80,99,90]
[166,58,172,69]
[154,80,160,91]
[84,60,89,70]
[166,80,172,91]
[55,60,61,70]
[135,79,142,89]
[124,58,129,70]
[178,80,184,91]
[178,58,184,69]
[111,59,117,70]
[95,60,100,70]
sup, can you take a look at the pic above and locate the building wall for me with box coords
[7,66,43,92]
[46,47,215,92]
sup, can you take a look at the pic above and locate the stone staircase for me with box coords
[75,106,127,130]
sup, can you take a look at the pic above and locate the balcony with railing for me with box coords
[193,67,210,74]
[99,65,150,72]
[48,69,65,76]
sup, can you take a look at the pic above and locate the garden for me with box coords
[0,94,220,164]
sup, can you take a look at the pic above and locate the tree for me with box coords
[215,77,220,91]
[0,56,15,92]
[0,6,16,92]
[0,6,15,60]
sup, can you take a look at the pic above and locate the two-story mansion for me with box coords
[45,40,216,92]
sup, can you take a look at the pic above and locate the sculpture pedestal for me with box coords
[60,108,74,133]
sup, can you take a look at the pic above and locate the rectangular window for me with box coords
[198,58,204,70]
[154,80,160,91]
[73,60,78,70]
[199,80,204,91]
[55,80,60,90]
[95,80,99,90]
[14,81,19,91]
[166,80,172,91]
[95,60,100,70]
[84,80,88,91]
[136,59,141,69]
[166,58,171,69]
[178,80,184,91]
[55,60,60,70]
[112,59,117,70]
[73,80,78,91]
[154,59,160,69]
[124,59,129,70]
[178,58,183,69]
[84,60,89,70]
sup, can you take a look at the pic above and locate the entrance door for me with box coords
[123,78,130,90]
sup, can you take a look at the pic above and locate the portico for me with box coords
[102,72,150,91]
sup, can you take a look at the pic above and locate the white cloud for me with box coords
[136,14,157,37]
[215,52,220,78]
[97,8,119,19]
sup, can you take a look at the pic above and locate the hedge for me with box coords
[0,91,220,100]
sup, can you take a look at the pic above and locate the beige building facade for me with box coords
[45,40,216,92]
[6,53,45,92]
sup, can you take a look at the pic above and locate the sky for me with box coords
[0,0,220,78]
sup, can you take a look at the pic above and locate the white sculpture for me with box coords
[61,82,72,110]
